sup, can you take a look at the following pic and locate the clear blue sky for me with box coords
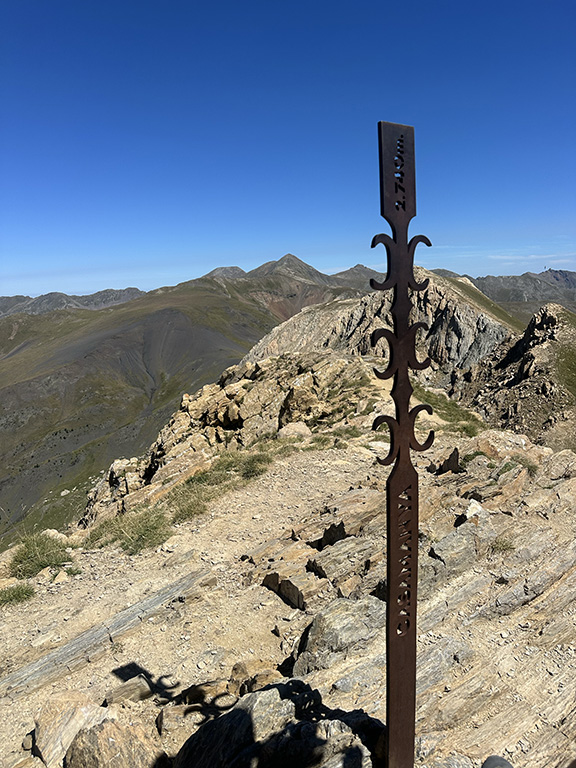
[1,0,575,296]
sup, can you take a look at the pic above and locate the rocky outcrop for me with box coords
[292,596,387,676]
[33,692,113,768]
[65,719,168,768]
[243,268,512,385]
[454,303,576,450]
[80,352,381,526]
[80,268,517,528]
[173,682,373,768]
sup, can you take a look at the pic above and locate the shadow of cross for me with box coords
[172,679,383,768]
[111,661,179,701]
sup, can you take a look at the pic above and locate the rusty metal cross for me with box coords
[370,121,434,768]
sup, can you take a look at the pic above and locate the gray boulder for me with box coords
[174,682,372,768]
[65,719,168,767]
[293,596,386,676]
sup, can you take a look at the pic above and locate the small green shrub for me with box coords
[0,582,35,606]
[333,425,363,439]
[240,452,273,479]
[170,491,209,524]
[490,536,515,555]
[169,447,277,523]
[412,384,485,436]
[497,461,517,478]
[512,454,538,478]
[556,344,576,399]
[307,434,332,450]
[457,421,483,437]
[10,533,70,579]
[274,441,300,458]
[88,508,172,555]
[461,450,489,466]
[360,398,378,415]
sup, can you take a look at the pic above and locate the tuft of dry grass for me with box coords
[9,533,70,579]
[0,582,35,606]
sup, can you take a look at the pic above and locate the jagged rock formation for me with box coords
[243,268,512,387]
[454,304,576,451]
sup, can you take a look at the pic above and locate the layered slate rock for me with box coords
[292,488,384,549]
[33,692,113,768]
[293,596,387,676]
[243,267,512,381]
[245,487,388,610]
[258,540,332,610]
[65,719,168,768]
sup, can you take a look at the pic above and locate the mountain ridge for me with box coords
[0,257,375,538]
[0,288,146,318]
[3,256,574,541]
[432,267,576,322]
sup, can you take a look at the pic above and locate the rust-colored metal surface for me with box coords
[370,121,434,768]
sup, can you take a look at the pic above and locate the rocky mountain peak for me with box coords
[203,266,247,280]
[246,254,334,285]
[523,302,563,343]
[538,268,576,290]
[456,302,576,451]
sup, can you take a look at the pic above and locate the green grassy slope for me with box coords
[0,271,365,539]
[0,278,277,535]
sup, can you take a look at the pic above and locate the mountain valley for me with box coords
[0,255,375,539]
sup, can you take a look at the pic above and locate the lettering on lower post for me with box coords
[396,484,413,636]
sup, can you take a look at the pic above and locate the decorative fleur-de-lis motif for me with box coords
[370,232,434,465]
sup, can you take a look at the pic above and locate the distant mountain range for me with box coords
[432,268,576,323]
[2,255,575,541]
[0,255,382,538]
[0,288,146,318]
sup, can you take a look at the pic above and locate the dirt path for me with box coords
[0,445,374,765]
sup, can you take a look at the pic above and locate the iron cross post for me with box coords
[370,121,434,768]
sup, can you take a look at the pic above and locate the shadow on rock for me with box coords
[111,661,180,701]
[173,679,384,768]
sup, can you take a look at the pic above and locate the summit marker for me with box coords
[370,121,433,768]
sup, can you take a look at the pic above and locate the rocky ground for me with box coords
[1,413,576,767]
